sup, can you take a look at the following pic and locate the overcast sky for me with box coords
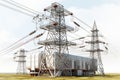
[0,0,120,73]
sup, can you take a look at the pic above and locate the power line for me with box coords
[72,15,107,41]
[0,33,44,55]
[9,0,41,14]
[73,21,91,33]
[0,30,37,54]
[2,0,55,22]
[1,0,38,15]
[72,15,92,29]
[0,2,34,17]
[0,0,62,24]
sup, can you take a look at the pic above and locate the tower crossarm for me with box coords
[44,2,73,16]
[86,49,104,52]
[38,40,76,46]
[40,23,74,32]
[85,40,105,44]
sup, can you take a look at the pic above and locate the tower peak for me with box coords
[92,20,99,32]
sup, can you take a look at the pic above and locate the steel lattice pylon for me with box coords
[14,49,26,74]
[38,2,73,77]
[86,21,104,75]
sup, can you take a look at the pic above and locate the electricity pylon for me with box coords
[38,2,74,77]
[86,21,105,75]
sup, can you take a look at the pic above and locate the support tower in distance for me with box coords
[14,49,26,74]
[86,21,105,75]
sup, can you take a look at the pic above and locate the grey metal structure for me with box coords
[28,53,97,76]
[38,2,74,77]
[14,49,26,74]
[86,21,105,75]
[27,2,105,77]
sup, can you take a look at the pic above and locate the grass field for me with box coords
[0,74,120,80]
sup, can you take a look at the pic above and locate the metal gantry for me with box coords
[86,21,105,75]
[38,2,75,77]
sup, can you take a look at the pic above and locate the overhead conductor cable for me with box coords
[0,32,44,55]
[0,2,34,17]
[1,0,38,14]
[0,30,36,54]
[73,21,91,33]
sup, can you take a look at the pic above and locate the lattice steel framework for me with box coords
[39,2,73,77]
[86,21,104,75]
[14,49,26,74]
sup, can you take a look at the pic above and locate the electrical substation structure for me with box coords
[27,2,98,77]
[0,0,108,77]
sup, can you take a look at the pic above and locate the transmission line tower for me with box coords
[38,2,75,77]
[14,49,26,74]
[86,21,105,75]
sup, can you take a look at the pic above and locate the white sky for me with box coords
[0,0,120,73]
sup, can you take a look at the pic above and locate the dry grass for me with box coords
[0,73,120,80]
